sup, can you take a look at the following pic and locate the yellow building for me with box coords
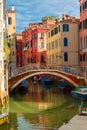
[46,14,79,70]
[6,5,16,35]
[6,5,16,76]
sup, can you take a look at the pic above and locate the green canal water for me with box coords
[0,80,87,130]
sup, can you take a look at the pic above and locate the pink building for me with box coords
[79,0,87,77]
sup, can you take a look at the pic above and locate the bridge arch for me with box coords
[10,71,79,92]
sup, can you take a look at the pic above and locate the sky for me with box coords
[7,0,80,32]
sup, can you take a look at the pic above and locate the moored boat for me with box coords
[71,86,87,100]
[41,77,52,90]
[0,113,8,125]
[58,81,73,93]
[19,80,29,89]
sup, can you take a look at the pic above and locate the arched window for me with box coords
[64,37,68,46]
[64,52,68,62]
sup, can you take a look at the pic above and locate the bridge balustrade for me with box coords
[9,64,84,79]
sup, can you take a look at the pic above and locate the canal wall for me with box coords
[58,114,87,130]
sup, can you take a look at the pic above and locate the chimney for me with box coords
[12,5,15,11]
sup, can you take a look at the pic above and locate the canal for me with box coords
[0,78,86,130]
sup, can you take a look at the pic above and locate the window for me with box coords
[80,6,82,13]
[54,27,58,34]
[56,53,58,62]
[41,42,44,48]
[40,32,44,38]
[17,56,20,64]
[79,22,82,29]
[55,39,58,48]
[8,17,12,24]
[16,44,20,50]
[35,33,38,38]
[12,51,14,56]
[48,32,50,37]
[49,55,51,63]
[32,33,37,39]
[63,24,69,32]
[64,37,68,46]
[46,44,48,50]
[49,43,51,50]
[58,25,60,32]
[40,55,44,63]
[85,36,87,49]
[52,54,54,63]
[28,58,30,63]
[51,30,54,36]
[64,52,68,62]
[83,1,87,11]
[52,41,54,49]
[83,19,87,28]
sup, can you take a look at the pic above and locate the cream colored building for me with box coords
[6,5,16,76]
[0,0,9,106]
[46,14,79,70]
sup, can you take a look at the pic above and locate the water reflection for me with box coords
[1,79,87,130]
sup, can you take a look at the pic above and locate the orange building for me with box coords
[79,0,87,78]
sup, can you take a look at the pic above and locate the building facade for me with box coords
[22,27,32,66]
[6,5,16,76]
[79,0,87,79]
[16,33,23,67]
[31,25,48,68]
[22,21,55,68]
[46,14,79,70]
[0,0,8,106]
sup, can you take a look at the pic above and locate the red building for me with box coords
[22,28,32,66]
[22,20,55,68]
[16,33,23,67]
[31,24,49,68]
[79,0,87,77]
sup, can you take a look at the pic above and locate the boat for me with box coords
[41,77,52,90]
[18,80,29,93]
[0,113,8,125]
[19,80,29,88]
[58,81,73,92]
[71,86,87,100]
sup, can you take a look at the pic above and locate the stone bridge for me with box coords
[8,69,85,92]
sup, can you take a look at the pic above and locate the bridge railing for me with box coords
[8,63,85,79]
